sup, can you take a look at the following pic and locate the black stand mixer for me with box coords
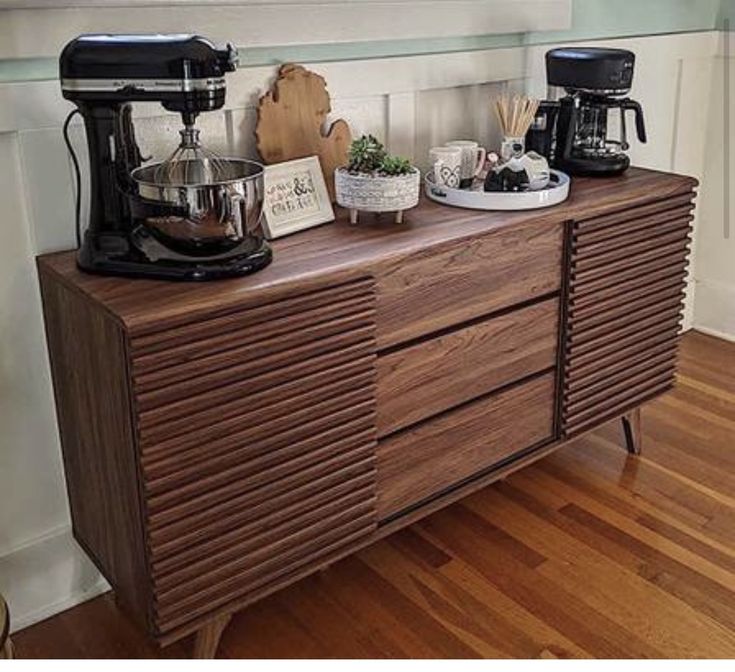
[60,34,272,280]
[527,47,647,176]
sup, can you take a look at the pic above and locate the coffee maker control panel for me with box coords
[546,47,635,95]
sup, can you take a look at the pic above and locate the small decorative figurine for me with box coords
[484,156,530,193]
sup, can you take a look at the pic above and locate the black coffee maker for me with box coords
[527,47,647,176]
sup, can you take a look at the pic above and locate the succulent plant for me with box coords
[346,135,414,177]
[347,134,387,174]
[378,155,413,176]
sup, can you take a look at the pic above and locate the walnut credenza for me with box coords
[37,167,697,657]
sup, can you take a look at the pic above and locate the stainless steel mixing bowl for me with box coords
[130,158,265,256]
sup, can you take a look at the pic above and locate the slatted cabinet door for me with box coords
[560,191,696,438]
[127,277,379,641]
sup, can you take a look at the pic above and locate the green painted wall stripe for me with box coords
[0,0,727,84]
[718,0,735,27]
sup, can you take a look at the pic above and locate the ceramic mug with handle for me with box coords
[429,146,463,189]
[445,140,487,188]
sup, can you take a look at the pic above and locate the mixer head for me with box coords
[60,34,238,119]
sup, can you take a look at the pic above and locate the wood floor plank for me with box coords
[419,507,657,658]
[271,581,391,658]
[510,462,735,590]
[674,375,735,419]
[436,552,593,658]
[558,502,735,631]
[678,332,735,379]
[542,435,732,540]
[360,544,507,658]
[634,513,735,573]
[362,536,583,658]
[643,409,735,480]
[658,392,735,436]
[511,466,735,570]
[463,488,735,657]
[12,330,735,659]
[378,528,593,659]
[328,557,483,658]
[503,475,735,618]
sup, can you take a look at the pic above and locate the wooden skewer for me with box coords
[493,94,540,138]
[495,98,508,134]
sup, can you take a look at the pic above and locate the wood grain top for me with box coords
[37,167,697,335]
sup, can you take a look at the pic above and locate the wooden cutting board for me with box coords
[256,64,352,200]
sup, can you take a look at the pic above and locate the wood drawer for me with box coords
[377,372,555,519]
[376,297,559,436]
[376,218,563,348]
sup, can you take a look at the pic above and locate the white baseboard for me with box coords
[692,279,735,342]
[0,527,109,633]
[692,325,735,343]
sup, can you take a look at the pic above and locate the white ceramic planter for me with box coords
[334,167,420,223]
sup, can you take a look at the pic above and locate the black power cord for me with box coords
[62,109,82,248]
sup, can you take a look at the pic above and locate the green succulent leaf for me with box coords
[379,155,413,176]
[347,134,387,173]
[346,134,414,176]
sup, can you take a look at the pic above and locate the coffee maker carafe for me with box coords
[528,47,647,176]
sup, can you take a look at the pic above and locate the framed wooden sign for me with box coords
[262,156,335,239]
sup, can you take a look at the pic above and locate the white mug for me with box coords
[429,146,462,189]
[445,140,487,188]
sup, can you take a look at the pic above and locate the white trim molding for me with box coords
[0,527,109,634]
[0,1,571,59]
[693,280,735,342]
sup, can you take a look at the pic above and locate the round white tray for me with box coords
[424,169,570,211]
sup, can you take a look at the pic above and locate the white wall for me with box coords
[0,0,571,58]
[0,128,111,631]
[0,6,722,633]
[693,31,735,341]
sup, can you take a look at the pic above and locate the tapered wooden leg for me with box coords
[1,639,13,660]
[395,210,404,224]
[192,614,231,659]
[349,208,358,224]
[621,408,642,455]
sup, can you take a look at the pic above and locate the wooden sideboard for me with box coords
[37,167,696,657]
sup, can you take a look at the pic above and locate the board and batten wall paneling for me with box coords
[0,133,68,551]
[0,29,721,633]
[693,30,735,341]
[414,81,509,174]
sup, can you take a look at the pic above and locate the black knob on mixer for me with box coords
[220,43,238,73]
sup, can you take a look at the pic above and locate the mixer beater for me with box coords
[153,123,231,187]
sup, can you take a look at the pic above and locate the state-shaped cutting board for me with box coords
[256,64,352,201]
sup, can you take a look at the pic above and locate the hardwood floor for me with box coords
[13,330,735,659]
